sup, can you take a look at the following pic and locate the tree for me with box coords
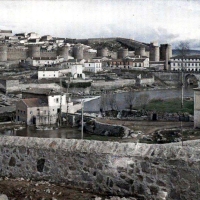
[100,93,108,112]
[176,41,190,108]
[135,93,150,111]
[107,91,118,110]
[124,89,135,111]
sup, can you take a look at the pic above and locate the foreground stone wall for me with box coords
[0,136,200,199]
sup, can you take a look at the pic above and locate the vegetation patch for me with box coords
[144,98,194,115]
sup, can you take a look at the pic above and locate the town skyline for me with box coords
[1,0,200,49]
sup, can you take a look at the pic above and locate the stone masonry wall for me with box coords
[91,79,136,90]
[7,49,27,61]
[1,136,200,199]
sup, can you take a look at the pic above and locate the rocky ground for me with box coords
[96,118,194,143]
[0,177,137,200]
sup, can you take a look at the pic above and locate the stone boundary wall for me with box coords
[152,71,181,85]
[1,136,200,199]
[91,79,135,90]
[20,83,61,90]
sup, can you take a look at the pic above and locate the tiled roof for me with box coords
[22,98,48,107]
[67,59,83,62]
[32,57,57,60]
[171,55,200,59]
[38,67,59,71]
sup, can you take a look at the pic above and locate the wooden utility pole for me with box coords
[59,78,62,127]
[81,99,84,139]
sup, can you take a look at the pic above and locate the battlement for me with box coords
[7,48,27,52]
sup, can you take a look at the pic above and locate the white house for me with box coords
[71,65,85,79]
[84,61,102,73]
[38,65,85,80]
[170,55,200,71]
[16,92,82,126]
[66,59,85,66]
[25,56,64,67]
[38,67,60,79]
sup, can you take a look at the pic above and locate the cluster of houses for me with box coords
[16,88,81,126]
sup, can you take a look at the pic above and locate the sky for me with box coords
[1,0,200,49]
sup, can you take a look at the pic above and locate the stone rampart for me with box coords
[7,49,27,61]
[0,136,200,199]
[40,51,57,58]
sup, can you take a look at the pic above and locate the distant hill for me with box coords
[172,49,200,56]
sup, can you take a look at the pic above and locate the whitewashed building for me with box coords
[84,61,102,73]
[25,56,64,67]
[71,65,85,79]
[194,88,200,128]
[16,91,82,125]
[170,55,200,71]
[38,65,85,80]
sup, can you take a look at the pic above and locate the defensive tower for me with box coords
[0,44,7,62]
[73,44,84,59]
[28,45,41,58]
[117,48,128,59]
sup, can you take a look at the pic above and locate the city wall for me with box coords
[6,49,58,61]
[0,136,200,199]
[7,49,27,61]
[40,51,57,58]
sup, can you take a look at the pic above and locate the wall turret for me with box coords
[160,44,172,70]
[73,44,84,59]
[117,48,128,59]
[57,45,70,60]
[97,47,108,57]
[135,46,146,57]
[28,45,41,58]
[0,44,7,62]
[150,43,160,61]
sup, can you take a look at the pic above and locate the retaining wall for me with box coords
[0,136,200,199]
[91,79,136,90]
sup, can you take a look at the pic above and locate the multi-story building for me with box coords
[84,61,102,73]
[38,65,85,79]
[16,89,81,125]
[24,56,64,67]
[104,57,149,69]
[170,55,200,71]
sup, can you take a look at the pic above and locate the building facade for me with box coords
[170,55,200,71]
[16,92,81,125]
[84,61,102,73]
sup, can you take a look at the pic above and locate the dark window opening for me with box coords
[37,158,45,172]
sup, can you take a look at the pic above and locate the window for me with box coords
[56,98,59,103]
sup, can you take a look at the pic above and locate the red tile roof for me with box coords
[22,98,48,107]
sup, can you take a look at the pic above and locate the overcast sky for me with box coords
[1,0,200,48]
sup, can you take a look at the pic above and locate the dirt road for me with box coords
[96,118,193,135]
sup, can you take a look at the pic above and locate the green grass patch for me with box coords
[145,98,194,115]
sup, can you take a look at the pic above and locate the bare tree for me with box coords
[107,91,118,110]
[100,93,108,112]
[176,41,190,108]
[135,93,150,111]
[124,89,135,111]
